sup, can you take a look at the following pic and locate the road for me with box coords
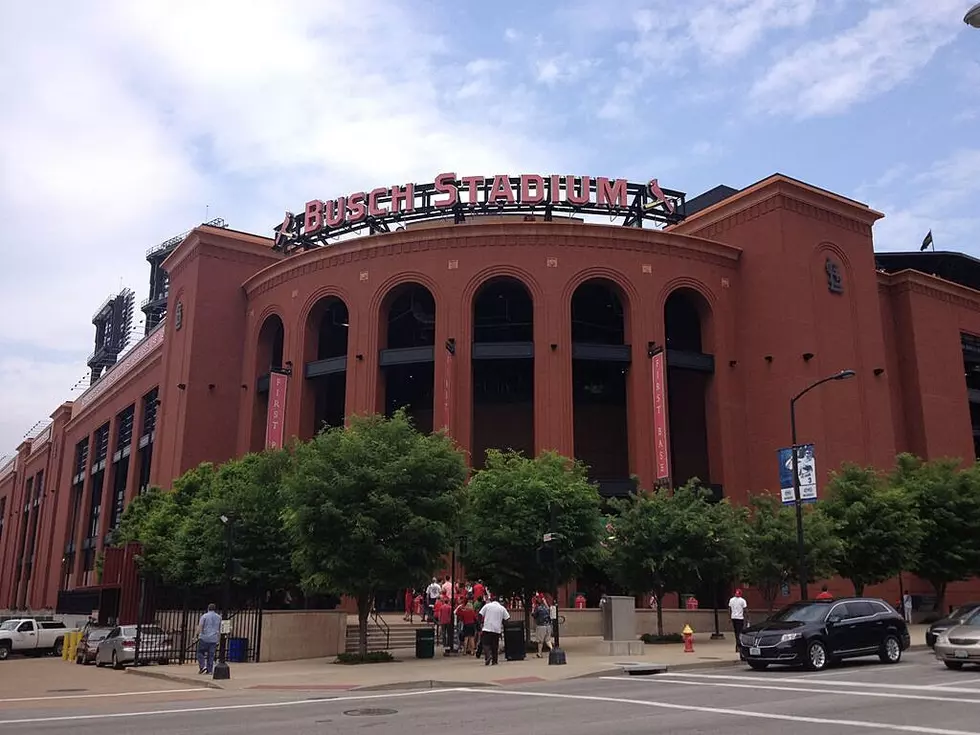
[2,650,980,734]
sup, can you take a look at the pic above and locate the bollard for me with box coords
[682,623,694,653]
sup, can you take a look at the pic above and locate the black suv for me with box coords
[739,597,910,671]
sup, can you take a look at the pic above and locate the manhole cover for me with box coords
[343,708,398,717]
[47,689,88,693]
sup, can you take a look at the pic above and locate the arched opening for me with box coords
[379,283,435,434]
[664,288,714,493]
[471,277,535,467]
[251,314,285,453]
[303,297,349,437]
[570,280,630,491]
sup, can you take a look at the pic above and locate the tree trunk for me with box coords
[853,580,865,597]
[357,591,372,658]
[655,589,664,638]
[932,580,947,616]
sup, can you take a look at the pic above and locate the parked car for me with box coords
[0,619,74,660]
[739,597,910,671]
[926,602,980,647]
[75,627,112,665]
[95,625,173,669]
[933,607,980,670]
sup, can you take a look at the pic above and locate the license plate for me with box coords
[954,649,969,659]
[749,646,761,656]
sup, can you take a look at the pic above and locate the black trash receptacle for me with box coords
[415,627,436,659]
[503,620,526,661]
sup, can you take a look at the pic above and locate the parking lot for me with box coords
[0,649,979,734]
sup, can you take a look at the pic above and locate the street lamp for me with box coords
[790,369,856,600]
[966,2,980,27]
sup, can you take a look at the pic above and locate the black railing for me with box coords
[369,609,391,650]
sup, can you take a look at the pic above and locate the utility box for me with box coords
[598,595,644,656]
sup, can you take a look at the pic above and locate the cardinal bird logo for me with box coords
[647,178,676,215]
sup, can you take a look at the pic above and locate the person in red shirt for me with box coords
[436,596,453,647]
[403,587,415,622]
[456,599,478,654]
[816,584,833,600]
[473,580,486,602]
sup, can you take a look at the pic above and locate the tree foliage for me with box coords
[460,450,603,638]
[821,463,920,595]
[282,410,468,656]
[742,493,840,611]
[894,454,980,609]
[604,480,747,636]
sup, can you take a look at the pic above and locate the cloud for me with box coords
[870,149,980,255]
[0,0,570,453]
[750,0,965,118]
[534,54,601,85]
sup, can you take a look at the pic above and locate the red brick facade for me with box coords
[2,173,978,613]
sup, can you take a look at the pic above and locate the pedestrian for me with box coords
[478,595,509,666]
[437,595,453,648]
[456,598,478,655]
[532,596,552,658]
[403,587,415,622]
[425,578,441,622]
[196,603,222,675]
[816,584,833,600]
[728,588,748,653]
[902,591,913,624]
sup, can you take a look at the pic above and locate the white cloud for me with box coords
[534,54,600,85]
[870,149,980,255]
[750,0,965,118]
[0,0,570,453]
[688,0,817,60]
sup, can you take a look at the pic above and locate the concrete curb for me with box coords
[125,666,225,690]
[352,680,499,692]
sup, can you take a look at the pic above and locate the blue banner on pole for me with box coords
[778,443,817,505]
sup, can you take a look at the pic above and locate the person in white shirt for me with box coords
[478,596,510,666]
[425,578,441,622]
[728,588,748,652]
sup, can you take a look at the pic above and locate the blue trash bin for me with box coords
[227,637,248,663]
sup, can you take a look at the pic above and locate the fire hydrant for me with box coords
[682,624,695,653]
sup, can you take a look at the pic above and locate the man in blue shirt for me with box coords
[197,603,222,674]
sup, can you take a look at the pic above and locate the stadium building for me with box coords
[2,172,979,615]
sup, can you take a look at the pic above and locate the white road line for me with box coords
[598,676,980,705]
[658,671,980,694]
[0,688,210,704]
[0,688,461,725]
[796,663,929,680]
[460,687,980,735]
[925,678,980,690]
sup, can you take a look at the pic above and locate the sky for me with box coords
[0,0,978,459]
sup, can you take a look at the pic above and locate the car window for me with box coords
[770,603,831,623]
[951,604,980,620]
[40,622,66,629]
[17,621,34,632]
[869,601,893,614]
[107,627,120,638]
[964,608,980,625]
[0,621,17,631]
[844,601,876,618]
[89,630,110,641]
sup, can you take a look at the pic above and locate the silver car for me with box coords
[934,608,980,670]
[95,625,172,669]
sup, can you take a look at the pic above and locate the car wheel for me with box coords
[53,638,64,657]
[747,661,769,670]
[112,651,122,670]
[879,634,902,664]
[0,645,10,661]
[944,661,964,670]
[806,640,829,671]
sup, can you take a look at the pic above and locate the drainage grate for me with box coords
[343,708,398,717]
[47,689,88,693]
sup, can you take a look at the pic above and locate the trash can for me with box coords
[227,637,248,663]
[415,627,435,659]
[503,620,526,661]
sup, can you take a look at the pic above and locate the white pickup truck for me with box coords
[0,619,75,660]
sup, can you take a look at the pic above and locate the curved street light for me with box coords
[967,2,980,28]
[790,369,856,600]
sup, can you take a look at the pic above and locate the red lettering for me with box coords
[305,200,323,234]
[433,172,458,208]
[565,175,591,205]
[390,183,415,213]
[550,174,561,204]
[596,177,628,208]
[520,175,545,204]
[488,174,515,204]
[348,192,367,223]
[368,187,389,217]
[461,175,484,205]
[324,198,346,227]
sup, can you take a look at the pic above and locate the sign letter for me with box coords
[433,172,458,208]
[304,200,323,234]
[488,174,515,204]
[368,187,389,217]
[596,177,628,208]
[520,174,545,204]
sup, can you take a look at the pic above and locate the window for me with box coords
[116,406,135,450]
[842,601,876,619]
[94,424,110,464]
[142,389,159,436]
[74,439,89,478]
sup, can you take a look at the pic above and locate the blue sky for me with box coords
[0,0,978,457]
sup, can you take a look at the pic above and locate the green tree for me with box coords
[283,410,468,657]
[742,493,840,611]
[604,480,747,636]
[894,454,980,611]
[460,450,603,642]
[822,463,920,595]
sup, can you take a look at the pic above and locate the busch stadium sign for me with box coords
[273,173,685,253]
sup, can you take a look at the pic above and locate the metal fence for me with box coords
[134,579,264,664]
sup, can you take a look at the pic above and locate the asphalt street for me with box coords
[2,650,980,734]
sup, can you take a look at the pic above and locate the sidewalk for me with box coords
[127,625,929,692]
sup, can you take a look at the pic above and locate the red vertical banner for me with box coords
[651,350,671,483]
[265,371,289,449]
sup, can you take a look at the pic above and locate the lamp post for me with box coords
[212,513,234,680]
[544,504,566,665]
[965,2,980,27]
[790,369,856,600]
